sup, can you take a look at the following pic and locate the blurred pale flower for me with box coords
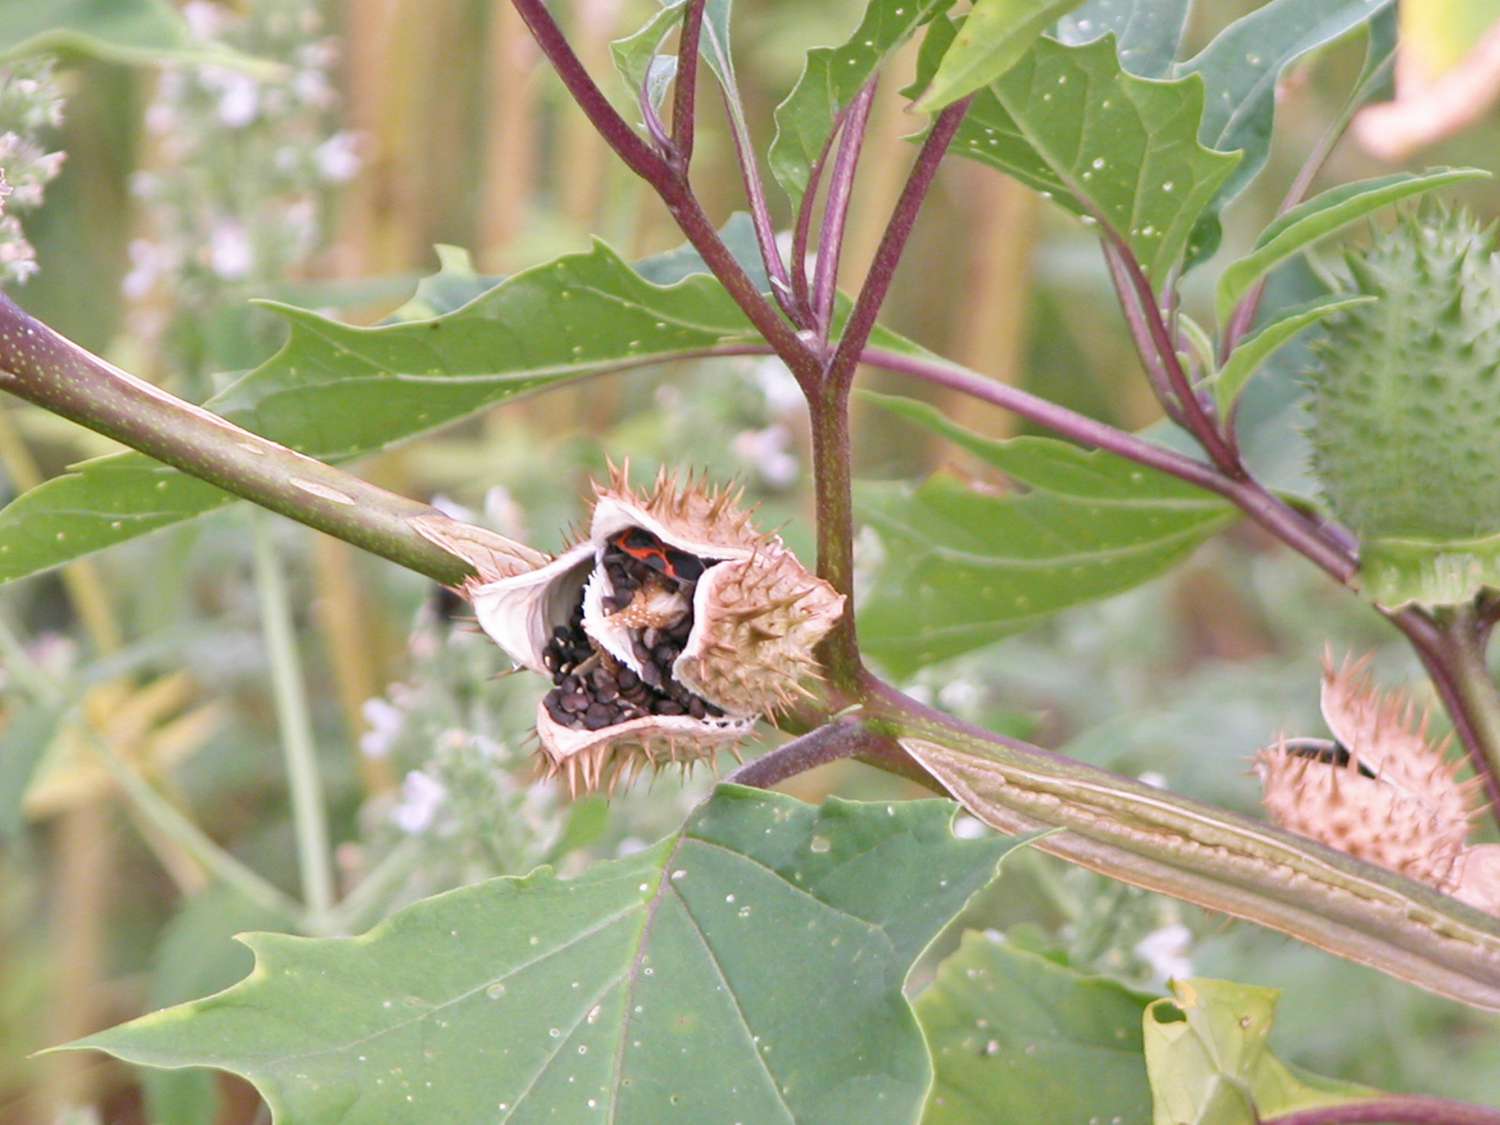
[1134,923,1193,985]
[207,219,253,279]
[359,696,406,759]
[392,769,448,834]
[732,423,798,488]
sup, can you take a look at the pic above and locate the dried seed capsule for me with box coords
[465,465,841,794]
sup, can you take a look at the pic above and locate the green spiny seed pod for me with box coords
[1306,205,1500,604]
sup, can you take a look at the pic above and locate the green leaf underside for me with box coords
[917,932,1155,1124]
[1144,979,1380,1125]
[1215,168,1491,325]
[1174,0,1396,266]
[1055,0,1194,77]
[0,0,270,71]
[66,788,1029,1125]
[1360,532,1500,609]
[856,394,1234,674]
[769,0,950,210]
[928,28,1241,285]
[1213,295,1374,412]
[0,239,761,585]
[915,0,1083,111]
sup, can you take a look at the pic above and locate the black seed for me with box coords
[560,674,581,695]
[584,704,613,729]
[688,697,706,719]
[639,662,663,689]
[560,692,590,713]
[655,699,685,715]
[642,627,660,649]
[617,668,638,690]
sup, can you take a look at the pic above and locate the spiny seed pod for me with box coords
[1305,205,1500,605]
[461,464,844,794]
[1254,651,1497,913]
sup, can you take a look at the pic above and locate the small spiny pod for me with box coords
[1254,650,1496,913]
[460,464,844,795]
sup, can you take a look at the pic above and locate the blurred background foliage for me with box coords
[1,1,1499,1122]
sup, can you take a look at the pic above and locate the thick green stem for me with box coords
[0,294,479,585]
[252,513,336,925]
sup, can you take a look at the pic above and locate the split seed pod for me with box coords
[1254,651,1499,914]
[459,465,844,794]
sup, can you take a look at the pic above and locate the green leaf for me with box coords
[62,787,1031,1124]
[0,239,760,586]
[0,0,271,72]
[1174,0,1396,266]
[856,394,1234,674]
[1143,978,1380,1125]
[1360,532,1500,609]
[914,0,1084,111]
[1215,168,1490,325]
[918,931,1155,1124]
[1056,0,1193,77]
[142,888,293,1125]
[770,0,950,210]
[1212,294,1374,412]
[931,29,1240,284]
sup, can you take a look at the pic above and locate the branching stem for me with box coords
[1261,1097,1500,1125]
[812,79,877,343]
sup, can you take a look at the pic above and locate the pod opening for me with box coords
[540,527,725,732]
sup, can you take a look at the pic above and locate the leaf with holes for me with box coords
[0,0,269,71]
[856,394,1234,674]
[917,932,1156,1124]
[59,787,1031,1124]
[921,25,1240,284]
[0,238,762,586]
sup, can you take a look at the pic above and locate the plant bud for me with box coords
[462,465,843,794]
[1255,652,1494,912]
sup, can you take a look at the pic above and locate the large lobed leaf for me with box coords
[0,240,761,585]
[917,931,1156,1124]
[924,24,1240,284]
[63,787,1031,1124]
[857,394,1234,674]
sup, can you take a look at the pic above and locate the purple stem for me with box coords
[669,0,706,167]
[812,78,877,344]
[1102,241,1190,428]
[827,96,973,394]
[509,0,817,380]
[1261,1097,1500,1125]
[791,124,841,319]
[716,85,803,325]
[728,719,914,789]
[638,81,673,154]
[859,346,1359,586]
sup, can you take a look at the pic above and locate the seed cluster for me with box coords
[540,534,723,731]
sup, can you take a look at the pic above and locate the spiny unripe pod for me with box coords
[1255,652,1498,913]
[1306,206,1500,605]
[457,464,844,795]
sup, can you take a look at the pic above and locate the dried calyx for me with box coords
[464,466,844,794]
[1255,652,1500,915]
